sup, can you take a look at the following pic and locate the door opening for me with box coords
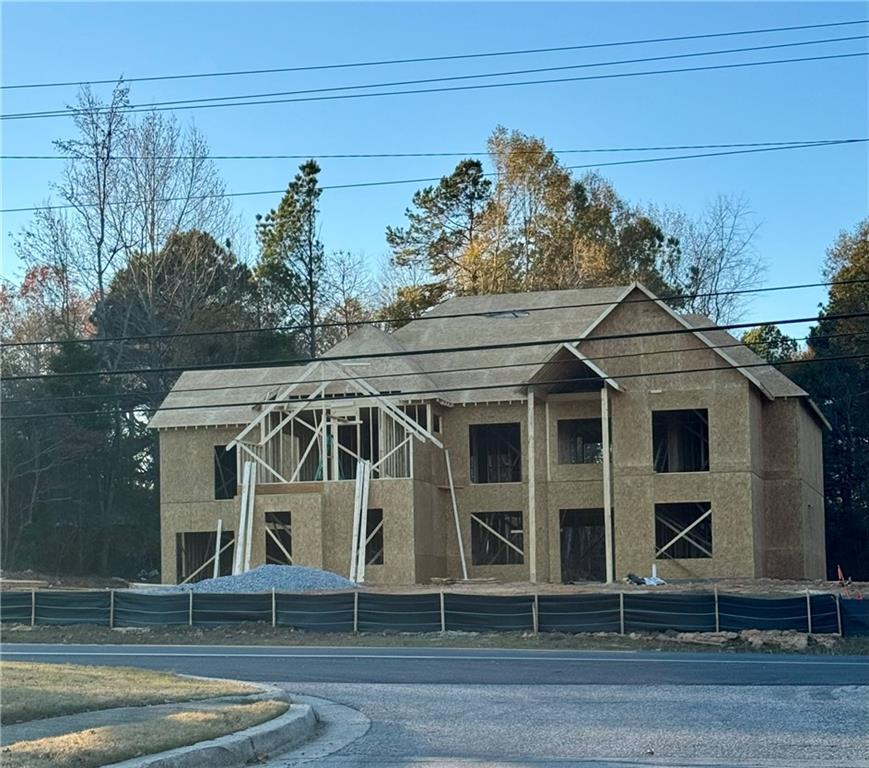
[559,508,606,582]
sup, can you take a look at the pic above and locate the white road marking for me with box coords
[0,648,866,666]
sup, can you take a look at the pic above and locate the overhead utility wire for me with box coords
[2,139,864,215]
[4,50,867,122]
[9,34,864,120]
[4,18,865,90]
[4,277,866,350]
[5,309,868,382]
[8,329,864,407]
[2,138,862,161]
[5,352,867,422]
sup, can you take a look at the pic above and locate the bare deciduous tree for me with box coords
[654,195,764,323]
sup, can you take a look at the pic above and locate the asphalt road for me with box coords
[3,644,868,767]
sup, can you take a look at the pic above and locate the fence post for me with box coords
[836,593,843,637]
[271,588,276,628]
[619,592,625,635]
[353,591,359,633]
[31,589,36,627]
[532,593,539,634]
[188,591,194,626]
[714,585,720,633]
[440,591,446,632]
[109,590,115,629]
[806,589,813,634]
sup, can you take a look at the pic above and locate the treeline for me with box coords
[1,83,865,579]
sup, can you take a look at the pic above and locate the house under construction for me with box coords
[149,283,827,585]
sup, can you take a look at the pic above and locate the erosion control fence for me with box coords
[1,590,866,636]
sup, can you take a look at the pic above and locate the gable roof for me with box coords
[149,283,815,429]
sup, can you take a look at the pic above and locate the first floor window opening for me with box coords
[471,511,524,565]
[652,409,709,473]
[365,509,384,565]
[469,423,522,483]
[265,512,293,564]
[176,530,234,583]
[655,502,712,559]
[214,445,238,499]
[557,418,603,464]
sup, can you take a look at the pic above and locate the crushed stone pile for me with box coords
[136,564,355,594]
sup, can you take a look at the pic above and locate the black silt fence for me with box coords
[114,592,190,627]
[537,594,621,633]
[35,591,111,626]
[443,594,534,632]
[623,593,717,633]
[276,592,354,632]
[1,592,33,623]
[841,598,869,635]
[718,595,810,632]
[3,590,866,636]
[192,593,272,626]
[357,593,442,633]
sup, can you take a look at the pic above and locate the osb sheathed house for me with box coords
[149,283,827,585]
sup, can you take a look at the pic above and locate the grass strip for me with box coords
[0,661,256,724]
[0,699,289,768]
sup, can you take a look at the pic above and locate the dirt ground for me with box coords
[2,623,865,655]
[3,569,866,598]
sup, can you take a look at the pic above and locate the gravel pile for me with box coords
[136,565,355,594]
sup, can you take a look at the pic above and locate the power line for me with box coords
[6,329,863,408]
[4,18,866,91]
[4,51,867,122]
[4,309,868,382]
[0,138,860,161]
[8,34,864,120]
[3,351,865,422]
[2,139,864,215]
[3,277,866,350]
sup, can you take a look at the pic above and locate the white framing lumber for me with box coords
[243,477,256,571]
[351,374,443,448]
[229,362,321,448]
[265,526,294,564]
[655,507,713,558]
[289,415,326,483]
[232,461,253,574]
[181,537,235,585]
[657,514,713,558]
[356,461,372,583]
[444,449,468,580]
[601,386,615,583]
[371,434,412,475]
[259,382,327,445]
[470,513,525,558]
[238,442,289,484]
[527,390,537,583]
[350,461,364,581]
[212,518,223,580]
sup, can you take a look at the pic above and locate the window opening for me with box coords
[365,509,384,565]
[214,445,238,499]
[655,502,713,559]
[652,409,709,472]
[469,423,521,483]
[557,419,603,464]
[471,512,524,565]
[265,512,292,564]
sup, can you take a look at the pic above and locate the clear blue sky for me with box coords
[2,1,867,333]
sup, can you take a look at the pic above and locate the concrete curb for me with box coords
[104,683,318,768]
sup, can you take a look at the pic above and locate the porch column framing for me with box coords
[527,389,537,583]
[601,385,615,583]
